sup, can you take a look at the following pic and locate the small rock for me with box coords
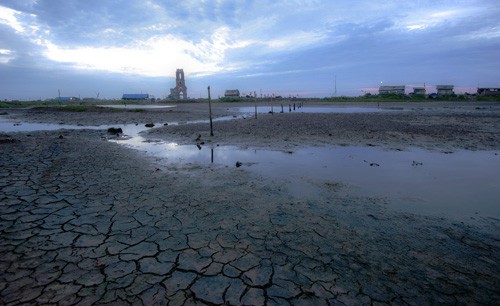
[163,123,169,126]
[107,127,123,134]
[370,163,380,167]
[58,135,64,139]
[412,161,423,166]
[236,161,243,168]
[145,123,155,128]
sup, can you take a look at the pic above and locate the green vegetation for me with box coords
[34,105,101,111]
[0,101,48,108]
[217,97,244,102]
[476,96,500,101]
[56,105,104,112]
[1,95,498,109]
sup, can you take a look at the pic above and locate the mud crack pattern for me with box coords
[1,130,499,305]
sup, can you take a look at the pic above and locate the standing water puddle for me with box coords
[0,118,147,134]
[237,106,397,114]
[116,136,500,220]
[1,115,499,221]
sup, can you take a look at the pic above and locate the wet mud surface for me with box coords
[1,102,500,305]
[147,104,500,152]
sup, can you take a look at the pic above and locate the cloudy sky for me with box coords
[1,0,499,100]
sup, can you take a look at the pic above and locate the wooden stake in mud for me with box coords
[208,86,214,136]
[271,94,274,114]
[254,91,257,119]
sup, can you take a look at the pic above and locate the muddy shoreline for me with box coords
[147,108,500,152]
[5,101,500,151]
[1,101,499,304]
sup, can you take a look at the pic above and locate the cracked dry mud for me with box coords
[1,103,500,305]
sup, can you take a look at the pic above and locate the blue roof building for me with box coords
[122,94,149,100]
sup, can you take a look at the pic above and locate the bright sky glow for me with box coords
[0,5,25,33]
[0,0,499,99]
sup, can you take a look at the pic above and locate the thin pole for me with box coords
[254,91,257,119]
[271,94,274,114]
[208,86,214,136]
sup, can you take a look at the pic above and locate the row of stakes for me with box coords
[207,86,305,137]
[255,101,304,119]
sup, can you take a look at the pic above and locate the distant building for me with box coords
[413,87,426,95]
[169,69,187,100]
[224,89,240,97]
[436,85,454,96]
[477,88,500,96]
[379,86,405,95]
[122,94,149,100]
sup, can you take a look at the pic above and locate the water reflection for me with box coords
[0,117,146,133]
[2,116,499,220]
[118,137,500,220]
[237,106,395,114]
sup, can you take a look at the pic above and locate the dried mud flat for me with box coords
[1,102,499,305]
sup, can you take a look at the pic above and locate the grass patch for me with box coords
[57,105,100,112]
[218,97,244,102]
[31,105,122,112]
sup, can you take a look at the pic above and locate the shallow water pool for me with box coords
[2,116,499,221]
[115,134,500,220]
[237,106,396,114]
[0,117,144,133]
